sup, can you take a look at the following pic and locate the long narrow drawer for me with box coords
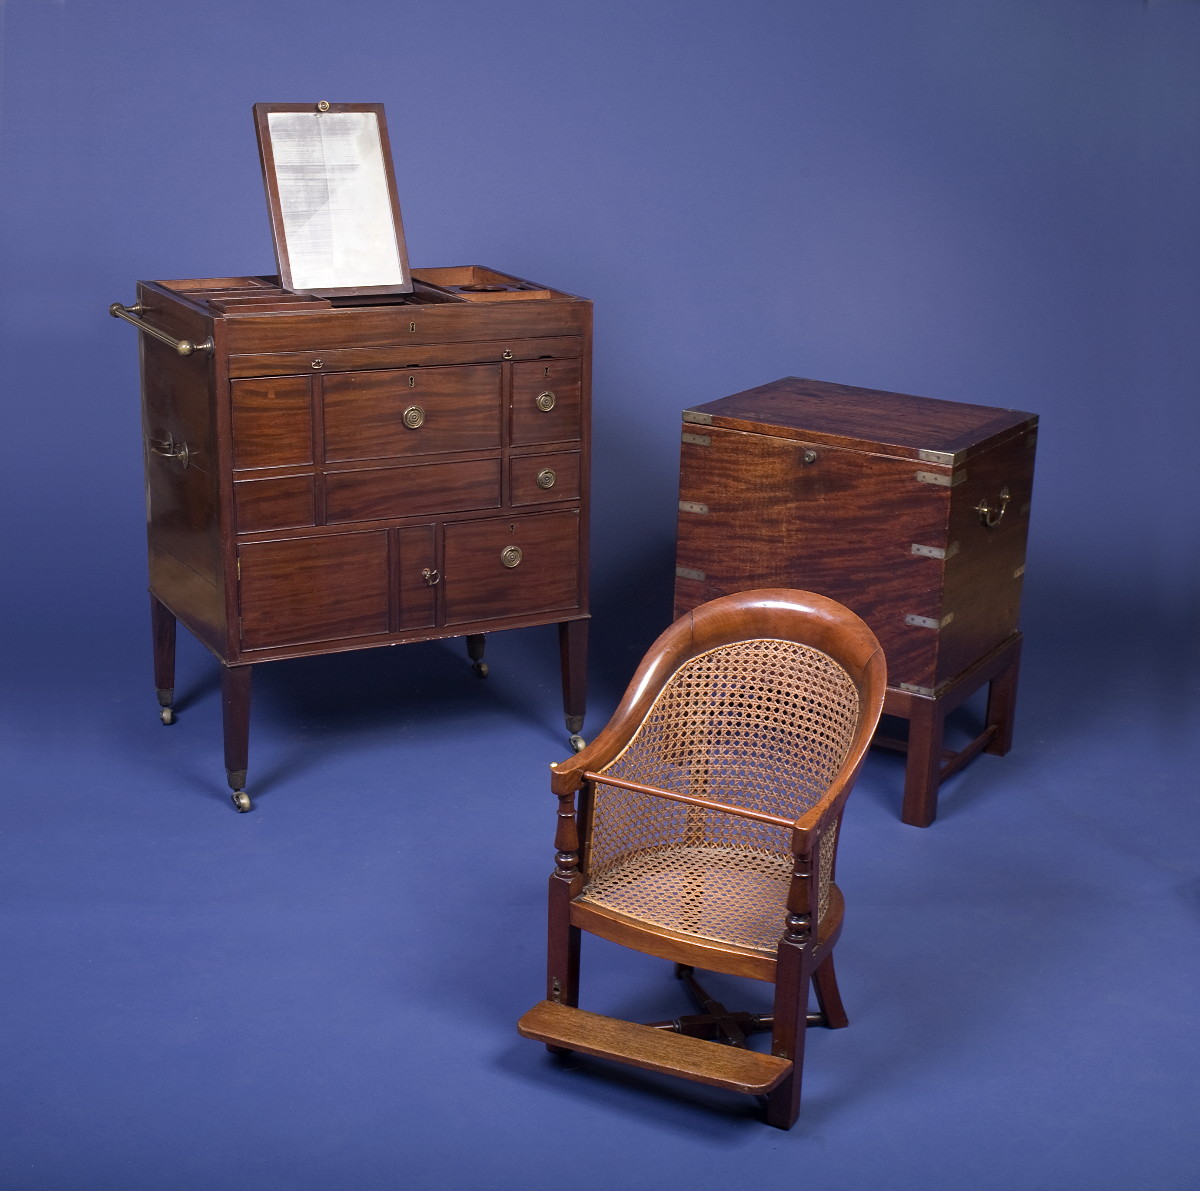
[323,364,502,462]
[442,510,581,625]
[324,459,501,524]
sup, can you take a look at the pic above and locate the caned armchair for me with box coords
[518,589,886,1128]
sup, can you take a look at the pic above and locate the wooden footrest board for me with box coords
[518,1000,792,1094]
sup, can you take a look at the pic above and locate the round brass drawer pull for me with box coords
[535,391,556,412]
[402,405,425,429]
[500,545,523,568]
[536,468,557,489]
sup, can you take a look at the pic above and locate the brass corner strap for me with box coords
[109,302,214,358]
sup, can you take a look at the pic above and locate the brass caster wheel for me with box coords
[230,790,252,813]
[159,706,176,726]
[569,734,586,753]
[472,661,489,679]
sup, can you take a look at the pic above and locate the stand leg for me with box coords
[901,696,946,828]
[558,619,588,751]
[220,663,253,813]
[466,633,488,678]
[150,595,177,725]
[984,640,1022,757]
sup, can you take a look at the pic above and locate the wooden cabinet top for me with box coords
[684,376,1036,465]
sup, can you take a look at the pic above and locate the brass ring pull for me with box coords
[402,405,426,429]
[536,468,557,489]
[500,545,523,568]
[975,486,1010,529]
[502,349,514,360]
[421,567,440,586]
[535,391,556,412]
[110,302,214,358]
[149,435,190,469]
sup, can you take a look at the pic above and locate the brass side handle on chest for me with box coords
[975,485,1010,529]
[109,302,214,358]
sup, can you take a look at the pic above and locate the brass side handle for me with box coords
[500,545,523,568]
[975,486,1010,529]
[535,391,556,412]
[148,434,190,469]
[402,405,426,429]
[110,302,214,358]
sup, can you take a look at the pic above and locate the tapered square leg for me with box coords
[558,618,588,747]
[220,664,253,812]
[150,595,177,724]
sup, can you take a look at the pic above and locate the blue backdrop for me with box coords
[2,2,1197,1188]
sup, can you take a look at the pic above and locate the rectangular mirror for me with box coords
[253,102,413,297]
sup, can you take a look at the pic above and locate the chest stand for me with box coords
[873,632,1022,827]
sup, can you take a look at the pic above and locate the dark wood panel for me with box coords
[443,511,581,625]
[238,532,389,650]
[234,473,316,533]
[511,359,582,445]
[673,427,948,689]
[509,451,582,506]
[323,364,501,462]
[230,376,313,469]
[324,459,501,523]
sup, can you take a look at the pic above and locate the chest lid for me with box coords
[684,377,1037,465]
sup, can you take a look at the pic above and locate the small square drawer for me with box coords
[442,511,582,625]
[511,359,581,446]
[231,377,313,470]
[234,473,317,533]
[509,451,581,506]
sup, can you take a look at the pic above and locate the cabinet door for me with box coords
[511,359,581,446]
[238,532,389,650]
[442,511,581,626]
[323,364,502,462]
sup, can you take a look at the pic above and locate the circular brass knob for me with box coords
[402,405,425,429]
[535,391,556,412]
[536,468,557,489]
[500,545,523,568]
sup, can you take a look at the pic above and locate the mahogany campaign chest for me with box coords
[673,376,1037,826]
[116,267,590,811]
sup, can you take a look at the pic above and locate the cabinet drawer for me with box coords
[511,359,581,446]
[324,459,501,524]
[323,364,502,462]
[234,474,317,533]
[231,377,314,470]
[509,451,581,506]
[442,511,582,625]
[238,532,389,650]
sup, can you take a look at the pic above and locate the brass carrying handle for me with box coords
[110,303,214,357]
[149,435,190,469]
[975,486,1010,529]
